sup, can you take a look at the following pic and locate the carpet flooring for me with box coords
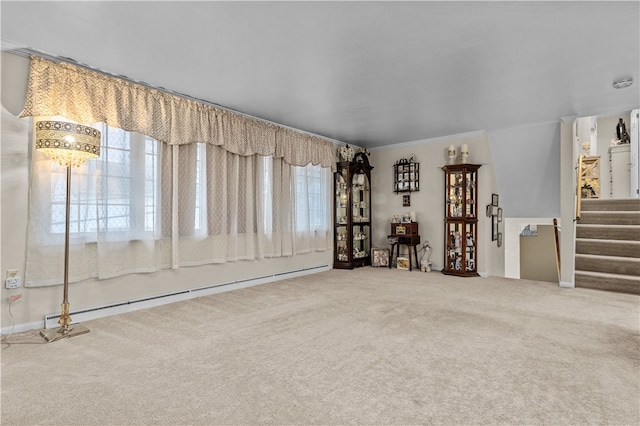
[2,268,639,425]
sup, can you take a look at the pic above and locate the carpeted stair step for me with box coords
[575,254,640,276]
[575,270,640,295]
[578,211,640,225]
[580,198,640,212]
[576,239,640,258]
[574,198,639,295]
[575,224,640,241]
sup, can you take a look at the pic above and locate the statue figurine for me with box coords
[617,118,630,144]
[466,232,474,247]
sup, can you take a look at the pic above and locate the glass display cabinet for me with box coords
[334,152,373,269]
[442,163,481,276]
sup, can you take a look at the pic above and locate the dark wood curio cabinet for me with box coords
[334,153,373,269]
[442,163,481,277]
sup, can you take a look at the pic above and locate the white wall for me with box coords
[0,53,332,332]
[504,217,558,280]
[559,117,577,287]
[369,132,503,276]
[576,117,594,155]
[488,121,561,218]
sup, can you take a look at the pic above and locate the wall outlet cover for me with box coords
[5,277,21,289]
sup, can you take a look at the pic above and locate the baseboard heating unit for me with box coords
[43,265,330,329]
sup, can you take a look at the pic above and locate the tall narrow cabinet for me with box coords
[442,164,481,276]
[334,153,373,269]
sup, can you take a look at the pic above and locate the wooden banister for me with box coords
[576,155,584,220]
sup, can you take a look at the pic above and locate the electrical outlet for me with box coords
[5,277,21,289]
[6,269,19,279]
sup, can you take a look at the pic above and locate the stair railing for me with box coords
[576,155,584,220]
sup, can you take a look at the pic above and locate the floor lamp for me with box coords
[35,120,101,343]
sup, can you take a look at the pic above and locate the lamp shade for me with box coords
[35,120,101,167]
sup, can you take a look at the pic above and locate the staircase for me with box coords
[575,198,640,294]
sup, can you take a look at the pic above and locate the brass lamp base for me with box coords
[40,324,90,343]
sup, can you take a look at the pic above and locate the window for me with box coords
[46,126,328,242]
[48,124,160,240]
[295,164,330,233]
[30,123,330,285]
[193,143,207,234]
[190,146,330,237]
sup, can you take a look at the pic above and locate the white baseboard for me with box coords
[1,320,44,336]
[559,281,575,288]
[2,265,330,335]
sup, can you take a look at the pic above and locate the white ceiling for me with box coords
[2,1,639,148]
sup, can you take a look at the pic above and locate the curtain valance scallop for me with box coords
[20,56,335,169]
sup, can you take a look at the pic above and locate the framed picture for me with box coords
[497,207,503,223]
[492,215,499,241]
[397,257,409,270]
[395,225,406,235]
[497,232,503,247]
[372,248,389,267]
[403,194,411,207]
[492,193,499,206]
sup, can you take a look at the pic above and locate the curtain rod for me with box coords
[8,47,346,146]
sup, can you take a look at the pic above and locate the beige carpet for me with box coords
[2,268,639,425]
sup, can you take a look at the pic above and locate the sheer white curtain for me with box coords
[21,56,335,287]
[25,124,331,287]
[175,143,331,266]
[25,124,170,286]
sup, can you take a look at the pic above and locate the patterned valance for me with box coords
[20,56,335,169]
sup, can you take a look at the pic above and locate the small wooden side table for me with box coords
[388,235,421,271]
